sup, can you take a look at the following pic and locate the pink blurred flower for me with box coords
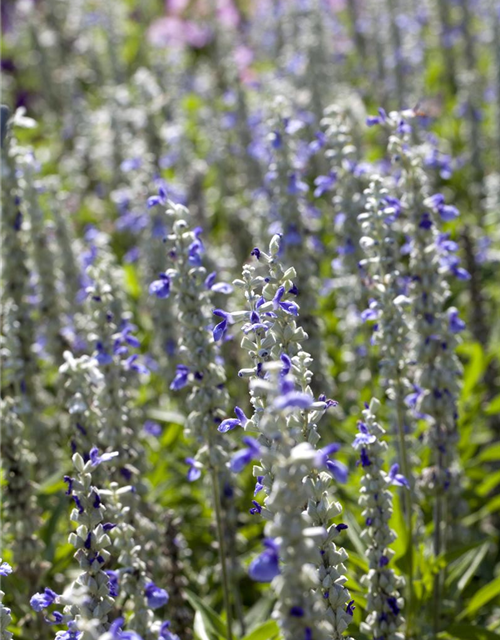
[148,16,212,48]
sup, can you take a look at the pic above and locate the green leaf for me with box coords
[478,444,500,463]
[241,620,280,640]
[459,575,500,619]
[123,264,141,299]
[185,589,227,639]
[457,342,485,402]
[457,543,490,593]
[439,623,500,640]
[485,395,500,416]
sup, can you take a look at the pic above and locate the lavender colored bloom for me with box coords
[105,570,120,597]
[0,562,12,576]
[170,364,190,390]
[143,420,162,436]
[218,406,247,433]
[316,443,348,483]
[108,618,143,640]
[213,309,233,341]
[448,308,466,333]
[147,185,167,209]
[346,600,355,615]
[89,447,119,467]
[272,286,299,316]
[249,500,262,514]
[185,457,202,482]
[125,354,149,375]
[145,581,169,609]
[254,476,264,496]
[388,463,410,488]
[230,436,261,473]
[249,538,280,582]
[159,621,180,640]
[204,271,233,294]
[353,422,377,448]
[313,171,336,197]
[30,587,58,611]
[149,273,171,299]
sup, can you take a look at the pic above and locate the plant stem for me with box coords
[211,468,234,640]
[433,444,445,636]
[395,375,414,638]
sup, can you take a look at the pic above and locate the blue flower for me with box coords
[89,447,119,467]
[125,354,149,375]
[448,308,466,333]
[346,600,355,615]
[95,341,113,366]
[185,457,202,482]
[249,500,262,515]
[0,562,12,576]
[170,364,190,390]
[425,193,459,221]
[145,581,169,609]
[272,285,299,316]
[254,476,264,496]
[143,420,162,436]
[105,570,120,597]
[149,273,171,299]
[388,463,410,488]
[317,443,348,483]
[159,621,180,640]
[204,271,233,294]
[249,538,280,582]
[147,186,167,209]
[353,422,377,448]
[218,406,248,433]
[213,309,233,341]
[30,587,58,611]
[273,377,313,410]
[107,618,143,640]
[366,108,387,126]
[313,171,336,197]
[230,437,261,473]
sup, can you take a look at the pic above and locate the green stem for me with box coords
[395,376,414,639]
[433,444,446,636]
[211,469,234,640]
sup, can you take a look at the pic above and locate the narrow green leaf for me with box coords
[439,623,500,640]
[185,589,227,639]
[459,575,500,619]
[457,543,490,593]
[241,620,280,640]
[485,395,500,416]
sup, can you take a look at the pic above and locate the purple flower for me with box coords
[313,171,336,197]
[213,309,233,341]
[30,588,58,611]
[387,596,400,615]
[359,448,371,467]
[149,273,171,299]
[353,422,377,448]
[254,476,264,496]
[249,538,280,582]
[145,581,169,609]
[272,285,299,316]
[346,600,355,615]
[249,500,262,515]
[425,193,459,221]
[448,308,466,333]
[185,457,202,482]
[170,364,190,390]
[108,618,143,640]
[147,185,167,208]
[89,447,119,467]
[95,341,113,366]
[125,354,149,375]
[317,443,348,483]
[0,562,12,576]
[366,108,387,127]
[143,420,162,437]
[251,247,261,260]
[106,570,120,597]
[159,621,180,640]
[287,172,309,195]
[230,436,261,473]
[388,463,410,488]
[218,406,248,433]
[204,271,233,294]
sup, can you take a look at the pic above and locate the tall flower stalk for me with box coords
[149,199,236,640]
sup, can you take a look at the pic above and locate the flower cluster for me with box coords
[354,399,406,640]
